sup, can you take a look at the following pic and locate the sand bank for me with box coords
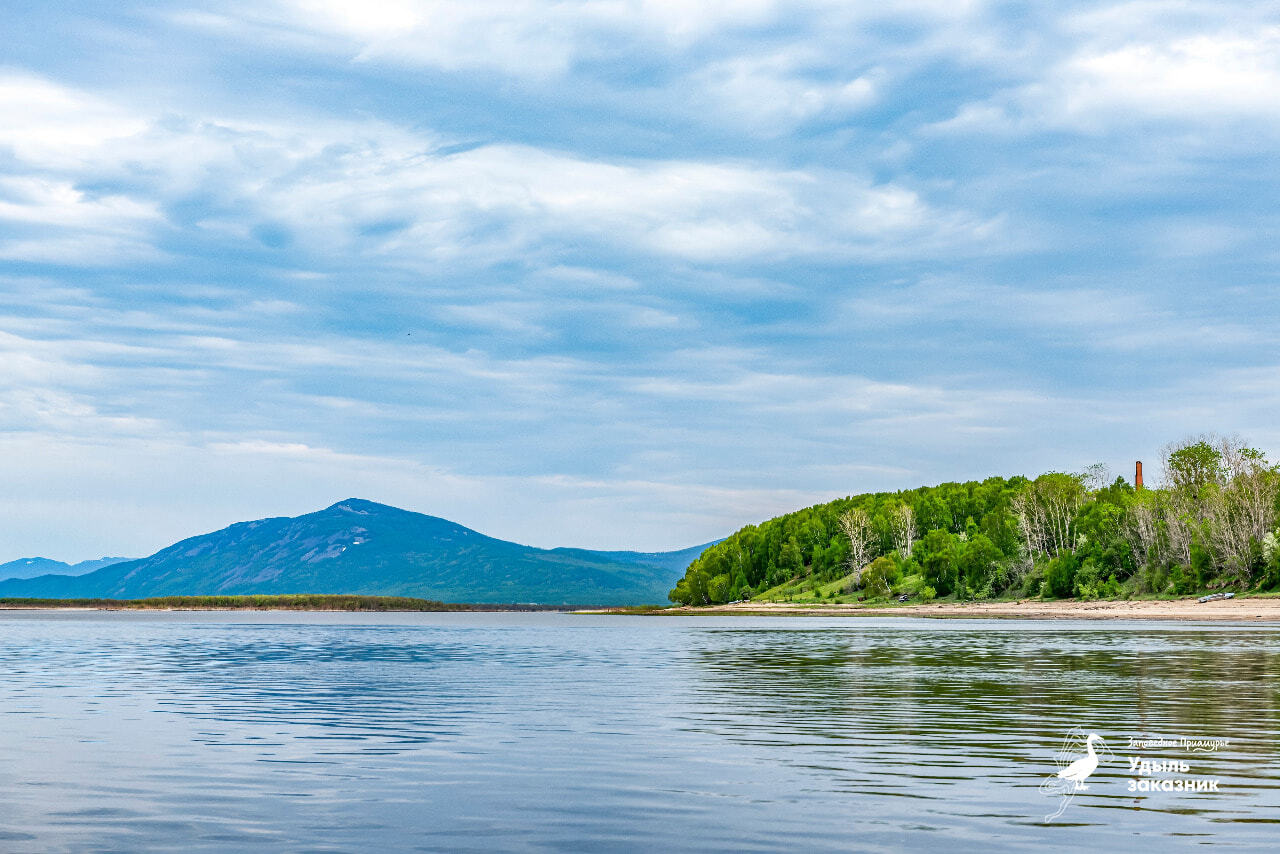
[649,597,1280,621]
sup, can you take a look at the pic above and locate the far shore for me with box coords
[0,595,575,613]
[597,596,1280,621]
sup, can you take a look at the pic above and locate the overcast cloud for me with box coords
[1,0,1277,559]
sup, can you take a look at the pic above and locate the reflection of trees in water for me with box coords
[684,628,1280,774]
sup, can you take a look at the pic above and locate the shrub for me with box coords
[1073,559,1102,600]
[1142,564,1169,595]
[1044,551,1079,598]
[1021,564,1045,598]
[861,556,900,599]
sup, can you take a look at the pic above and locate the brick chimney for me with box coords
[1135,460,1143,490]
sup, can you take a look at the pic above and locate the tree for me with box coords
[779,537,803,575]
[1163,438,1225,497]
[1125,488,1163,569]
[838,507,877,584]
[708,573,733,603]
[958,533,1002,597]
[1204,446,1279,580]
[861,556,899,598]
[891,503,916,559]
[1011,472,1086,559]
[1044,551,1079,598]
[918,529,958,596]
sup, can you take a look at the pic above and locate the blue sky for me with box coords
[1,1,1277,560]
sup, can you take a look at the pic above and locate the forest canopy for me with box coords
[669,435,1280,606]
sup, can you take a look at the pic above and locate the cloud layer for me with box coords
[0,0,1276,559]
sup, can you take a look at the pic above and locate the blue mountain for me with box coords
[0,556,130,581]
[0,500,714,605]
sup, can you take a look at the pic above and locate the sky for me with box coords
[1,0,1278,560]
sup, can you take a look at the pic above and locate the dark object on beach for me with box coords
[897,594,910,602]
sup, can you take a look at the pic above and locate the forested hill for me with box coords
[0,499,714,606]
[670,437,1280,606]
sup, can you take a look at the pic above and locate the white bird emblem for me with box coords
[1040,729,1111,822]
[1057,732,1102,790]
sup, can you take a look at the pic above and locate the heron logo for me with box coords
[1039,728,1114,822]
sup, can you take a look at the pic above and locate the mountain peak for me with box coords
[0,501,712,605]
[324,498,393,515]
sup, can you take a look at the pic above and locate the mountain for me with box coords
[0,500,714,605]
[0,556,130,581]
[546,542,720,575]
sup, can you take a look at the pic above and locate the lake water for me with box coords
[1,612,1277,852]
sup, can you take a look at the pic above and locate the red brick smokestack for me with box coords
[1135,460,1143,490]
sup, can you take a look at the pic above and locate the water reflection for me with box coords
[682,622,1280,838]
[1,613,1278,852]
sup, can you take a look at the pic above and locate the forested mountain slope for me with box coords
[671,437,1280,605]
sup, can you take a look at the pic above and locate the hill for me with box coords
[0,556,130,581]
[669,437,1280,606]
[0,500,714,605]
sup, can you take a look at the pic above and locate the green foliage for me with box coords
[1189,543,1213,590]
[1142,564,1169,595]
[1169,565,1198,596]
[958,533,1003,598]
[1167,440,1225,496]
[1072,559,1102,600]
[668,438,1280,605]
[860,556,899,599]
[917,529,959,596]
[1044,551,1079,598]
[1020,564,1044,598]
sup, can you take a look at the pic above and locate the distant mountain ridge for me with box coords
[0,556,130,581]
[0,500,716,605]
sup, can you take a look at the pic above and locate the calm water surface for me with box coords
[1,612,1277,852]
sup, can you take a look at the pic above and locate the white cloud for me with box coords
[227,0,784,77]
[0,72,148,168]
[686,53,880,132]
[0,176,163,265]
[0,73,985,268]
[1055,28,1280,126]
[934,9,1280,135]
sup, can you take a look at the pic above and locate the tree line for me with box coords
[668,435,1280,605]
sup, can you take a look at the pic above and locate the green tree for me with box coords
[860,556,899,598]
[1044,551,1079,598]
[1166,439,1225,497]
[917,529,958,596]
[779,537,803,575]
[957,533,1002,597]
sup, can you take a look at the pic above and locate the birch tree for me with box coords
[838,508,877,585]
[1125,489,1163,568]
[1204,447,1279,579]
[1011,472,1086,559]
[891,503,916,559]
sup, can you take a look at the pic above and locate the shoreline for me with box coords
[0,595,575,613]
[622,597,1280,621]
[6,596,1279,621]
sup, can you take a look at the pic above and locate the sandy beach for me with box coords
[651,597,1280,621]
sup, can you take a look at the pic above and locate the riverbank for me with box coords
[609,596,1280,621]
[0,595,572,612]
